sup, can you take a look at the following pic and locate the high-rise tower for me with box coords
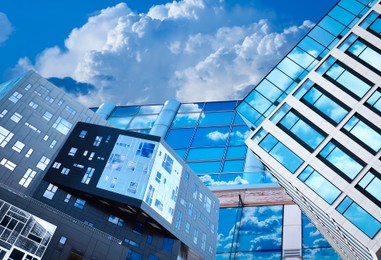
[238,0,381,259]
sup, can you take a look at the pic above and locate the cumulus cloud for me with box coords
[0,13,13,44]
[13,0,313,106]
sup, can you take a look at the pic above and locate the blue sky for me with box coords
[1,0,338,106]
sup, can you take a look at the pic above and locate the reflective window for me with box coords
[217,205,282,258]
[107,116,133,129]
[128,115,157,129]
[138,105,162,114]
[198,111,234,126]
[188,161,221,173]
[366,88,381,114]
[357,169,381,206]
[302,214,340,259]
[186,147,225,161]
[229,126,250,146]
[225,146,247,159]
[9,91,22,103]
[298,166,341,204]
[43,184,57,200]
[178,103,203,112]
[0,126,14,147]
[337,196,381,238]
[340,34,381,73]
[165,128,195,149]
[360,11,381,37]
[294,80,349,125]
[343,114,381,153]
[271,104,326,151]
[222,160,244,172]
[191,127,230,147]
[110,106,139,117]
[204,101,236,111]
[53,117,73,135]
[172,113,200,127]
[253,129,303,173]
[318,141,364,182]
[318,57,372,99]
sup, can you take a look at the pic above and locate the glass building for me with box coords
[238,0,381,259]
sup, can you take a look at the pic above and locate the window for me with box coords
[93,136,102,147]
[193,184,198,199]
[294,80,349,125]
[175,211,182,230]
[28,101,38,110]
[147,235,153,244]
[79,130,87,138]
[64,194,72,203]
[185,222,191,233]
[45,95,54,103]
[25,122,41,133]
[155,172,162,183]
[10,112,22,123]
[25,148,33,158]
[81,167,95,184]
[52,162,61,169]
[343,114,381,153]
[337,196,381,238]
[317,57,372,99]
[318,141,364,182]
[53,117,72,135]
[43,111,53,121]
[193,230,199,244]
[9,91,22,103]
[162,154,173,173]
[366,88,381,115]
[339,34,381,73]
[201,233,207,250]
[68,147,78,156]
[0,126,14,147]
[43,135,49,141]
[61,168,70,175]
[65,106,76,115]
[108,215,124,226]
[12,141,25,153]
[19,169,37,188]
[74,198,86,209]
[24,83,32,91]
[298,166,341,204]
[0,158,16,171]
[357,169,381,207]
[271,104,326,151]
[50,140,57,148]
[43,184,58,199]
[0,109,7,118]
[36,156,50,171]
[162,238,174,252]
[360,11,381,37]
[253,128,304,173]
[136,142,155,158]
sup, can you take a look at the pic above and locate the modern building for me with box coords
[0,71,219,260]
[238,0,381,259]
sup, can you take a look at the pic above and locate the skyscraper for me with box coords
[238,0,381,259]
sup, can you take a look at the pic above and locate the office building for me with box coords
[0,71,219,259]
[238,0,381,259]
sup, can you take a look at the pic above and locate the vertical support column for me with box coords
[95,102,116,119]
[282,204,302,259]
[149,99,180,138]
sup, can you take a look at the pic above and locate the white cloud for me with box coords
[207,130,229,141]
[13,0,313,107]
[0,13,13,44]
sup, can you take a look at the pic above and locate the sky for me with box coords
[0,0,338,107]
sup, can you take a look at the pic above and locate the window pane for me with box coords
[187,147,225,161]
[172,113,200,127]
[229,126,250,146]
[191,127,230,147]
[107,116,133,129]
[165,128,195,149]
[198,111,234,126]
[188,161,221,173]
[128,115,158,129]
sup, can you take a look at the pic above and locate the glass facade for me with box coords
[237,0,376,129]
